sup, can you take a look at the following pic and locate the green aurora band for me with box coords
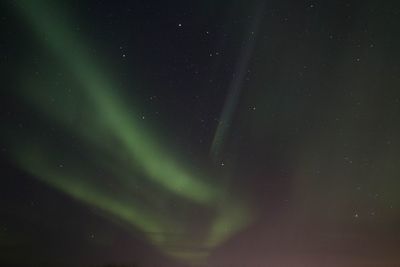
[8,0,252,264]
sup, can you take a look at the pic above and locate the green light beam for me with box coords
[210,3,265,162]
[9,0,253,264]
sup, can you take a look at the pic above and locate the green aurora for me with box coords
[8,0,252,264]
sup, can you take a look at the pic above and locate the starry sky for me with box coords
[1,1,400,266]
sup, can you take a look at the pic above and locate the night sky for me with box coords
[1,1,400,266]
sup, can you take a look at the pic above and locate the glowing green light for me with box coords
[9,0,253,264]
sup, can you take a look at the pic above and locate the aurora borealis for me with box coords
[5,0,252,264]
[2,0,400,266]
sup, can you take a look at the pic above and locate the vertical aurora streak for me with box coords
[210,2,265,162]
